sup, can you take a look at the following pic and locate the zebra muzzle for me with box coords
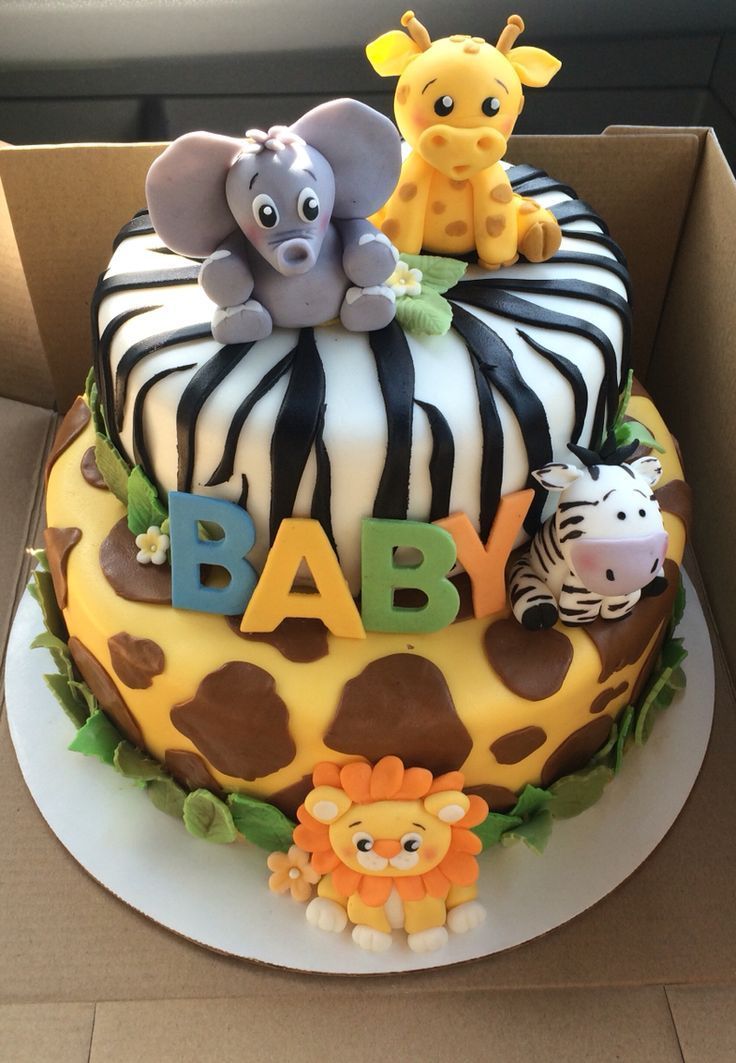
[569,532,668,597]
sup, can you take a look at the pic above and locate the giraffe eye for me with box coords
[482,96,501,117]
[434,95,454,117]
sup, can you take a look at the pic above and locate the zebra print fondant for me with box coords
[93,164,631,590]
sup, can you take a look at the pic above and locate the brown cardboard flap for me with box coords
[0,143,165,414]
[509,131,701,381]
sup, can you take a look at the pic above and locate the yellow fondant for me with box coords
[240,517,365,639]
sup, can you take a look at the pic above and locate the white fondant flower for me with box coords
[387,259,423,297]
[135,525,170,566]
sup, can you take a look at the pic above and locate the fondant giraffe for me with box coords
[366,11,563,269]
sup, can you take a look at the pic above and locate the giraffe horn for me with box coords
[401,9,432,51]
[496,14,525,53]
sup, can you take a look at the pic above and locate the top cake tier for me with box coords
[93,164,630,591]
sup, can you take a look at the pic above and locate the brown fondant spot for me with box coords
[484,621,573,700]
[43,526,81,609]
[171,662,295,781]
[164,749,223,796]
[519,200,539,215]
[541,717,613,788]
[108,632,165,689]
[431,200,447,214]
[67,636,143,746]
[449,179,468,190]
[655,480,693,538]
[325,654,472,775]
[465,784,517,813]
[80,446,107,489]
[399,182,418,202]
[630,641,663,706]
[445,220,468,237]
[491,184,513,204]
[225,614,329,663]
[590,682,629,715]
[45,396,90,485]
[396,83,410,105]
[381,219,400,241]
[491,726,547,765]
[268,774,313,819]
[100,518,171,604]
[485,215,506,237]
[584,559,679,682]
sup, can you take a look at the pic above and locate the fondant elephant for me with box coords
[145,99,403,343]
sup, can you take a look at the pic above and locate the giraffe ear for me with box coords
[629,455,663,487]
[506,46,562,88]
[532,463,583,491]
[366,30,421,77]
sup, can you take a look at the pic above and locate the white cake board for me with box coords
[4,573,714,975]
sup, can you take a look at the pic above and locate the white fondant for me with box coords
[311,799,339,822]
[447,901,487,934]
[208,249,231,260]
[407,926,448,953]
[437,803,466,824]
[306,897,347,933]
[352,925,393,952]
[344,286,361,305]
[384,887,405,929]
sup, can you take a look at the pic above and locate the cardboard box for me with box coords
[1,129,735,1060]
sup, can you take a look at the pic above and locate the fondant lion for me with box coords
[294,756,489,953]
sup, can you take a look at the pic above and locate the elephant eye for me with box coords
[297,187,320,223]
[252,193,279,229]
[482,96,502,117]
[352,831,374,853]
[434,95,454,117]
[400,832,422,853]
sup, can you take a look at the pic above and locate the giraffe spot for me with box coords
[465,784,517,813]
[325,654,472,775]
[449,178,468,190]
[590,682,628,715]
[100,517,172,604]
[164,749,224,796]
[381,219,400,241]
[654,480,693,538]
[225,614,329,663]
[519,199,539,215]
[463,41,480,54]
[108,632,165,689]
[268,774,314,819]
[431,200,447,214]
[45,395,90,486]
[491,183,513,204]
[68,636,143,747]
[396,83,410,105]
[171,661,296,781]
[486,215,506,237]
[541,717,613,788]
[43,526,81,610]
[80,446,107,489]
[484,620,573,700]
[399,182,418,202]
[445,220,468,238]
[491,726,547,765]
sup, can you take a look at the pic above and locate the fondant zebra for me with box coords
[510,454,668,629]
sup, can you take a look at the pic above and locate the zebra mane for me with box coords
[568,432,639,469]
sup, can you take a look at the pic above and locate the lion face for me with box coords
[328,798,452,877]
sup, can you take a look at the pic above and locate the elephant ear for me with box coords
[290,99,401,219]
[145,131,243,258]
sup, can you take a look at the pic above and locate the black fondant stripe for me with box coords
[93,304,160,451]
[552,200,609,233]
[368,320,416,520]
[112,214,155,251]
[94,266,201,309]
[560,228,628,266]
[132,362,195,472]
[509,176,577,200]
[311,401,336,552]
[237,473,249,509]
[206,348,295,486]
[269,328,326,543]
[414,399,455,523]
[114,322,213,430]
[507,164,546,186]
[516,329,587,443]
[548,250,631,299]
[450,304,551,533]
[176,342,254,493]
[133,208,150,219]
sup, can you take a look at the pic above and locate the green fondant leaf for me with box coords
[84,366,96,405]
[94,432,131,504]
[395,288,452,336]
[30,567,66,641]
[160,517,170,536]
[615,704,635,774]
[613,369,634,429]
[669,666,687,691]
[548,765,614,819]
[672,577,686,630]
[614,419,665,454]
[114,741,169,786]
[183,789,238,844]
[228,792,296,852]
[471,812,523,850]
[27,547,49,571]
[661,637,687,671]
[511,784,551,820]
[146,777,187,819]
[592,720,618,766]
[68,710,123,765]
[500,810,553,854]
[398,253,468,294]
[68,679,99,716]
[44,672,89,729]
[126,465,168,537]
[31,630,69,655]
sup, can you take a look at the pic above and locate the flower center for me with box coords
[288,867,301,879]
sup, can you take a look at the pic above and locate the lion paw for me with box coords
[519,218,562,263]
[447,901,487,935]
[407,926,449,953]
[305,897,347,934]
[352,925,393,953]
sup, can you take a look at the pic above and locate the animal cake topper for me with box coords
[510,440,669,629]
[366,11,563,268]
[145,99,402,344]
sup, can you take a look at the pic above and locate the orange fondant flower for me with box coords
[267,845,321,902]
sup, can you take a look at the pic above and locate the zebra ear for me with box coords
[629,455,663,487]
[532,462,584,491]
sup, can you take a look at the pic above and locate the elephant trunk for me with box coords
[275,238,317,276]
